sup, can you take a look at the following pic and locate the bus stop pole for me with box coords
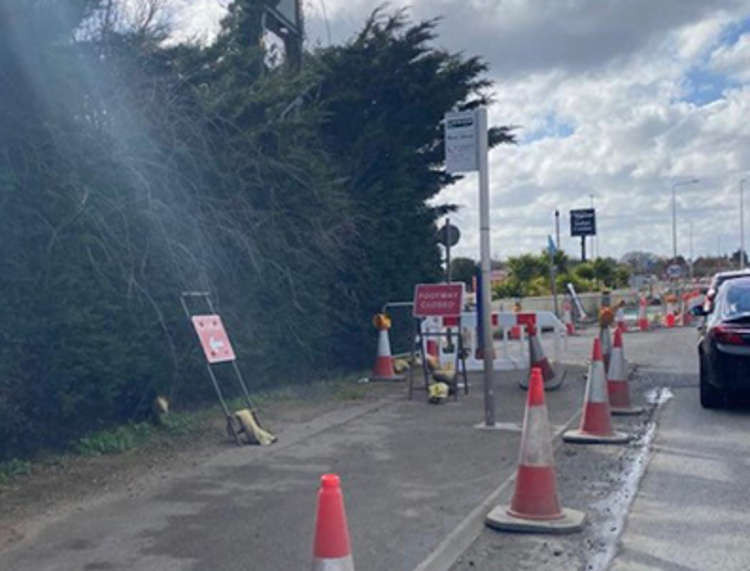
[477,107,495,427]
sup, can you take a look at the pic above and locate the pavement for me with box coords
[3,324,744,571]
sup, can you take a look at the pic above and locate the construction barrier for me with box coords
[421,311,567,373]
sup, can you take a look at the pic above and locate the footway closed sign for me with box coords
[413,283,465,317]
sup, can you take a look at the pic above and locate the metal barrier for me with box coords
[420,311,567,372]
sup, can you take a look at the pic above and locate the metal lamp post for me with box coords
[672,179,700,260]
[741,178,747,269]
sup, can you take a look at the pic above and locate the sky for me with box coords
[173,0,750,262]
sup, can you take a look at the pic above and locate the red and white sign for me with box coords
[191,314,236,364]
[413,283,465,317]
[516,312,537,328]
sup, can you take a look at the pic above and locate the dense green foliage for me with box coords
[492,251,631,298]
[0,1,513,460]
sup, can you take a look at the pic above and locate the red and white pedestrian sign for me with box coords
[413,283,465,317]
[191,314,236,364]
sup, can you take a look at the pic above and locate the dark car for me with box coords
[694,277,750,408]
[703,269,750,313]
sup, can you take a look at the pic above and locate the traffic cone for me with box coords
[312,474,355,571]
[638,297,649,331]
[486,368,585,533]
[562,300,576,336]
[563,338,630,444]
[607,329,643,415]
[599,326,612,372]
[528,325,555,384]
[370,316,404,382]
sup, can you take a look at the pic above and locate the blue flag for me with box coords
[547,235,557,255]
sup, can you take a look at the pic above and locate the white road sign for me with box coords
[445,110,478,173]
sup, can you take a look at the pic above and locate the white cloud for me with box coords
[710,32,750,81]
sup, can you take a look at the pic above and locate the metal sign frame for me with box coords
[180,291,259,446]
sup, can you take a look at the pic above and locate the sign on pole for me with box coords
[191,314,237,364]
[570,208,597,236]
[413,283,465,317]
[444,110,478,173]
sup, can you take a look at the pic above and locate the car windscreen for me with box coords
[722,282,750,320]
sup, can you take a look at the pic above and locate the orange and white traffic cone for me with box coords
[312,474,355,571]
[638,296,649,331]
[486,368,585,533]
[608,328,643,415]
[562,299,576,335]
[528,325,555,384]
[563,338,630,444]
[370,314,404,382]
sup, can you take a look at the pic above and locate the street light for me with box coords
[672,178,700,260]
[741,178,747,269]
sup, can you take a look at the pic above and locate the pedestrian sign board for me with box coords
[570,208,596,236]
[191,314,236,363]
[444,110,477,173]
[413,283,465,317]
[667,264,682,279]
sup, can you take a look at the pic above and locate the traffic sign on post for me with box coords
[570,208,597,236]
[413,283,465,317]
[444,106,494,427]
[444,110,478,173]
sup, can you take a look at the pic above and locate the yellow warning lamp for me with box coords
[372,313,391,330]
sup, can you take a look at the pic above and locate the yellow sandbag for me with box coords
[234,409,277,446]
[393,358,410,374]
[428,382,449,404]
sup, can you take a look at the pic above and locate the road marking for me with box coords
[413,408,582,571]
[586,386,673,571]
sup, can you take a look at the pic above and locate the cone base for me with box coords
[562,429,631,444]
[369,374,405,382]
[611,405,644,416]
[485,505,585,534]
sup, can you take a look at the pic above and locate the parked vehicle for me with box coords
[702,269,750,313]
[693,277,750,408]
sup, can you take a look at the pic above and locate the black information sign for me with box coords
[570,208,597,237]
[437,223,461,247]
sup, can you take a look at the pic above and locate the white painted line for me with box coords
[413,408,582,571]
[586,386,673,571]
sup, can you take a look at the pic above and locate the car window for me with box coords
[723,283,750,316]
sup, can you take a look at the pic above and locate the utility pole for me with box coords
[672,178,700,261]
[741,179,747,269]
[689,221,694,279]
[555,209,561,252]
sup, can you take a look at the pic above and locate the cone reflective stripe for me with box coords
[370,328,403,381]
[607,329,643,415]
[599,326,612,372]
[528,325,555,384]
[312,474,355,571]
[564,338,630,444]
[486,368,585,533]
[638,297,649,331]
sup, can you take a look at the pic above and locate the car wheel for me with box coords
[700,353,723,409]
